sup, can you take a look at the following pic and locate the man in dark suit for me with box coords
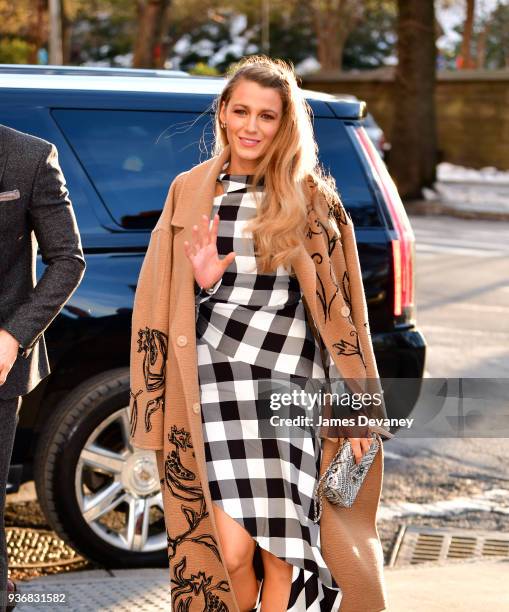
[0,125,85,611]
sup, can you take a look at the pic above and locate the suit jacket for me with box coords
[0,125,86,399]
[129,144,393,611]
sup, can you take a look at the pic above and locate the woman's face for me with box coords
[219,78,283,173]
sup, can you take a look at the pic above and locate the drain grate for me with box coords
[483,538,509,557]
[389,525,509,567]
[7,527,84,569]
[447,535,477,559]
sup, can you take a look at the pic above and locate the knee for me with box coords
[222,540,255,576]
[260,549,292,575]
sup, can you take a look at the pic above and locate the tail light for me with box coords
[352,126,415,320]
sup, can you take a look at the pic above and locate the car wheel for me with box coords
[34,368,167,567]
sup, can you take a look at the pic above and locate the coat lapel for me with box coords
[167,147,232,481]
[169,146,231,232]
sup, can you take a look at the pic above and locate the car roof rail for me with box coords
[326,97,367,120]
[0,64,190,78]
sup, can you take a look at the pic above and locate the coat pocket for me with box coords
[0,189,21,202]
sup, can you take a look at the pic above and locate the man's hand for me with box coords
[0,329,20,385]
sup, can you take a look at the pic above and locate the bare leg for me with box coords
[260,547,293,612]
[212,502,260,611]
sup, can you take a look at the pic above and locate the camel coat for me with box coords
[129,144,393,612]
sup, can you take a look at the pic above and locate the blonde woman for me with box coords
[129,55,390,612]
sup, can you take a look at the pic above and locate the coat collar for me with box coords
[169,146,231,230]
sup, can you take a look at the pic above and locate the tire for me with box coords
[34,368,167,568]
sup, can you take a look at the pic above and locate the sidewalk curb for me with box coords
[385,555,509,571]
[12,559,509,611]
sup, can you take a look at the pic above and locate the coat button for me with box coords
[341,305,350,318]
[176,335,187,347]
[192,402,201,414]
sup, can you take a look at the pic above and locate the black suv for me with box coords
[1,65,426,568]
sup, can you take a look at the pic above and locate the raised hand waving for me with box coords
[183,213,236,290]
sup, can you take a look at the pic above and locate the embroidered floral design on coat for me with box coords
[165,426,203,502]
[136,327,168,432]
[341,270,352,312]
[144,394,165,433]
[128,389,142,437]
[328,199,349,227]
[332,330,366,367]
[308,211,347,326]
[165,426,230,611]
[172,557,230,612]
[137,327,168,391]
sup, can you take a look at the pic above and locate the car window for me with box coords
[314,118,383,227]
[53,109,382,230]
[53,109,213,230]
[0,110,111,234]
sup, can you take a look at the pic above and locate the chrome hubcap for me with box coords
[75,407,165,553]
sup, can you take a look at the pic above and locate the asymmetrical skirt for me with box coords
[197,339,343,611]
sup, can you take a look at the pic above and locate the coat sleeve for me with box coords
[194,277,223,305]
[2,143,86,358]
[323,192,394,440]
[128,175,182,450]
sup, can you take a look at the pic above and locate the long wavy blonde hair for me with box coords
[213,55,340,275]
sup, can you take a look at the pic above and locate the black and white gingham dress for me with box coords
[195,171,343,611]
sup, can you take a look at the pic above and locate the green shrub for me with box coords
[0,38,34,64]
[188,62,220,76]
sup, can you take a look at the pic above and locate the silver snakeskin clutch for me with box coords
[312,432,381,523]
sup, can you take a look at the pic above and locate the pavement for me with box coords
[12,568,170,611]
[383,557,509,611]
[10,557,509,610]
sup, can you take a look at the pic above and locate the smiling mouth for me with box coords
[239,137,261,146]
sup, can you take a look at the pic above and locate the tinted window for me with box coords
[314,118,382,227]
[53,109,213,229]
[54,110,381,230]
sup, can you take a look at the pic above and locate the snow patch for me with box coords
[423,162,509,213]
[295,57,321,76]
[379,488,509,521]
